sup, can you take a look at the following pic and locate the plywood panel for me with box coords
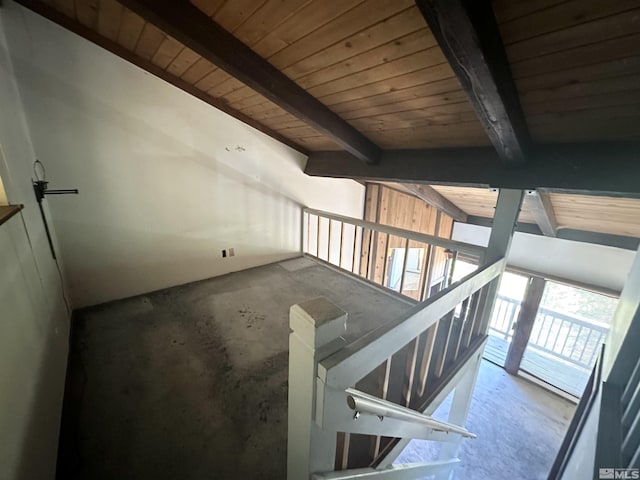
[550,193,640,237]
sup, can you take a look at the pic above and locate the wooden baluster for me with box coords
[452,297,471,361]
[351,225,358,273]
[327,218,333,261]
[417,321,440,397]
[306,213,311,253]
[462,291,482,348]
[316,214,321,258]
[371,358,391,459]
[398,237,410,294]
[419,244,433,302]
[402,338,420,407]
[338,221,345,268]
[335,433,350,470]
[435,310,456,378]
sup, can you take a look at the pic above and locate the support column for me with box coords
[437,349,483,479]
[477,189,524,335]
[288,297,347,479]
[437,190,523,479]
[504,276,546,375]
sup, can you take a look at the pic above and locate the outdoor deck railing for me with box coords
[530,306,609,370]
[488,295,521,340]
[489,295,609,371]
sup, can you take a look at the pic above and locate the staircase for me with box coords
[287,190,525,479]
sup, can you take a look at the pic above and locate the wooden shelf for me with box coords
[0,205,23,227]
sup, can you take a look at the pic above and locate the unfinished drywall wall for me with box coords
[3,3,364,307]
[452,222,636,292]
[0,9,69,480]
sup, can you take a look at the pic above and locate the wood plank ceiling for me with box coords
[24,0,640,150]
[430,185,640,239]
[27,0,487,152]
[495,0,640,143]
[17,0,640,242]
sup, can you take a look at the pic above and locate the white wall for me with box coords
[3,3,364,307]
[0,7,69,480]
[452,222,636,292]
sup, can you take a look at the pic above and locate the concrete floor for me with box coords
[57,257,411,480]
[58,257,575,480]
[395,360,576,480]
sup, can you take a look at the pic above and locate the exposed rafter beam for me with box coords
[117,0,381,164]
[14,0,309,155]
[374,182,468,223]
[524,191,558,237]
[304,143,640,197]
[464,216,640,251]
[415,0,530,164]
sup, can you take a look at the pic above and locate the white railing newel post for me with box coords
[288,297,347,480]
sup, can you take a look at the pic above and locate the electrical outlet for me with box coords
[229,248,235,257]
[222,249,227,258]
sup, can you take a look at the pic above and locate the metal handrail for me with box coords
[346,388,476,438]
[304,207,485,257]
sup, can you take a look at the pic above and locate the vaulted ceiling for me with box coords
[19,0,640,156]
[14,0,640,245]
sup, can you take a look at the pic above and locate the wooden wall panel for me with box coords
[361,184,456,295]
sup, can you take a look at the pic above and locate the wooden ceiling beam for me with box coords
[415,0,530,164]
[524,191,558,237]
[14,0,309,155]
[118,0,381,164]
[304,143,640,197]
[465,216,640,252]
[376,182,468,223]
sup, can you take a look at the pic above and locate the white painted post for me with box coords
[437,190,524,478]
[288,297,348,480]
[436,349,484,479]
